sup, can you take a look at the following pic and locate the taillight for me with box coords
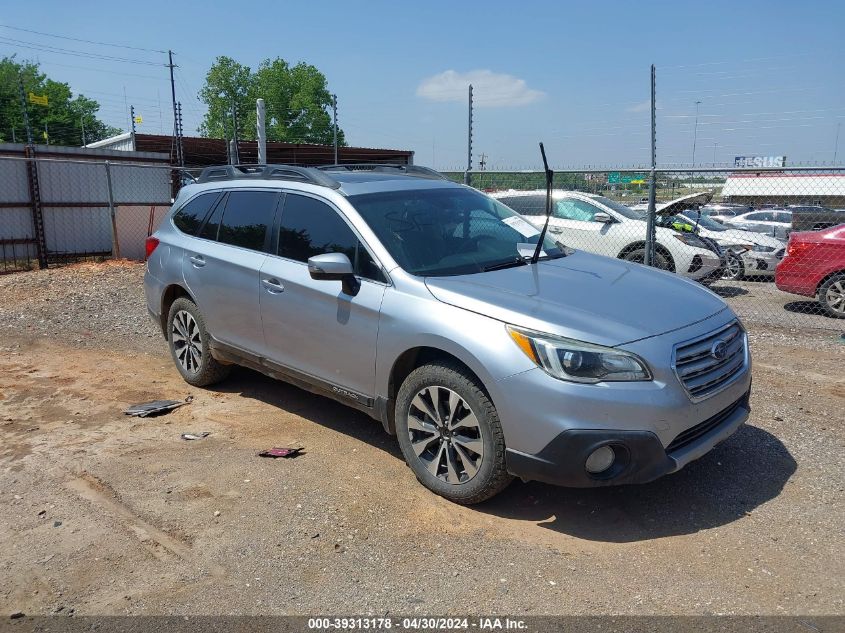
[145,236,160,260]
[787,240,810,257]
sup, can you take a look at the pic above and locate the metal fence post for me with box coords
[104,161,120,259]
[645,64,657,267]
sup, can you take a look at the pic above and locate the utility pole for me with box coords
[479,153,487,171]
[230,98,240,165]
[256,98,267,164]
[464,84,473,185]
[645,64,658,268]
[167,50,181,167]
[17,76,33,146]
[80,117,86,146]
[130,105,137,151]
[176,102,184,166]
[332,94,338,164]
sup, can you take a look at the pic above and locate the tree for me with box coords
[0,56,121,146]
[198,55,345,146]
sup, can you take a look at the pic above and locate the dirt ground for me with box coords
[1,262,843,616]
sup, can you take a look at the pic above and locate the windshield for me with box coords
[585,194,644,220]
[681,211,728,231]
[348,188,566,276]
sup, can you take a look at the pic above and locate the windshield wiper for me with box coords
[483,257,529,272]
[531,142,554,265]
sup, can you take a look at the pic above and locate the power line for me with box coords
[0,23,167,54]
[0,36,165,66]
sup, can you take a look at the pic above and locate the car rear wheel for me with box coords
[395,362,512,504]
[720,252,745,281]
[167,297,231,386]
[819,273,845,319]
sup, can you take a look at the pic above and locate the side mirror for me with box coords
[308,252,360,296]
[594,212,613,224]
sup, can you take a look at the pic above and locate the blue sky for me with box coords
[2,0,843,168]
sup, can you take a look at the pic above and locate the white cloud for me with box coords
[416,70,544,108]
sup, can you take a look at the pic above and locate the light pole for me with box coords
[691,100,702,166]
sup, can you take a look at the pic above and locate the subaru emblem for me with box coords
[710,340,728,360]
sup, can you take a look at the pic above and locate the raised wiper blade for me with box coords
[483,257,529,272]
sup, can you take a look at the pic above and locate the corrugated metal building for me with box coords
[722,172,845,206]
[86,133,414,168]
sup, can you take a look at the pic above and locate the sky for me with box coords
[1,0,844,169]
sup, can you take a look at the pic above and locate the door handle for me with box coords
[188,255,205,267]
[262,278,284,293]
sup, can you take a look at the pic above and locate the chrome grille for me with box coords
[673,321,747,401]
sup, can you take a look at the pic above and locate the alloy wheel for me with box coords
[406,386,484,485]
[721,253,743,280]
[825,280,845,315]
[172,309,202,373]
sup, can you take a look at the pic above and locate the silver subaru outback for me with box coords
[144,164,751,504]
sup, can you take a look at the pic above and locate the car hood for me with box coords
[655,192,714,216]
[709,228,784,248]
[424,251,728,347]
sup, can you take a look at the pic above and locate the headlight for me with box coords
[752,244,776,253]
[507,325,652,383]
[672,233,706,248]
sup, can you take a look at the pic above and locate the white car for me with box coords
[491,190,722,283]
[724,209,792,240]
[672,211,785,280]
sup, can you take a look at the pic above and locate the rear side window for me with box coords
[216,191,279,251]
[497,195,545,216]
[172,192,220,235]
[278,193,385,282]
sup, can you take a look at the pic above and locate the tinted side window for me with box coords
[497,195,545,216]
[554,199,599,221]
[217,191,279,251]
[278,194,385,282]
[172,192,219,235]
[198,195,225,241]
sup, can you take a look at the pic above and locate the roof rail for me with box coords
[317,163,448,181]
[196,164,341,189]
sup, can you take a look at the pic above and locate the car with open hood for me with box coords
[492,190,724,283]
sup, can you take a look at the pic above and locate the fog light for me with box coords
[585,446,615,474]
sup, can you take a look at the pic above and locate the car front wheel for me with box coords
[721,252,745,281]
[395,362,512,504]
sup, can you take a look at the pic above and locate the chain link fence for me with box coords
[447,167,845,331]
[2,156,844,332]
[0,155,172,271]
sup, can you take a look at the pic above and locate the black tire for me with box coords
[395,361,512,505]
[622,247,673,271]
[720,252,745,281]
[818,273,845,319]
[167,297,231,386]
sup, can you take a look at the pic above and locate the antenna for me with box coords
[531,142,554,265]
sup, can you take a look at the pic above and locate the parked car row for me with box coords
[493,189,845,318]
[490,190,725,284]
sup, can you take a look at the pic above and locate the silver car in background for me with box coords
[144,164,752,504]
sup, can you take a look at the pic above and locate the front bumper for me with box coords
[741,250,781,276]
[506,388,750,487]
[684,253,722,281]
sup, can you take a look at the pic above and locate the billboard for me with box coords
[734,155,786,168]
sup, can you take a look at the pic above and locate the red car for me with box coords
[776,224,845,318]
